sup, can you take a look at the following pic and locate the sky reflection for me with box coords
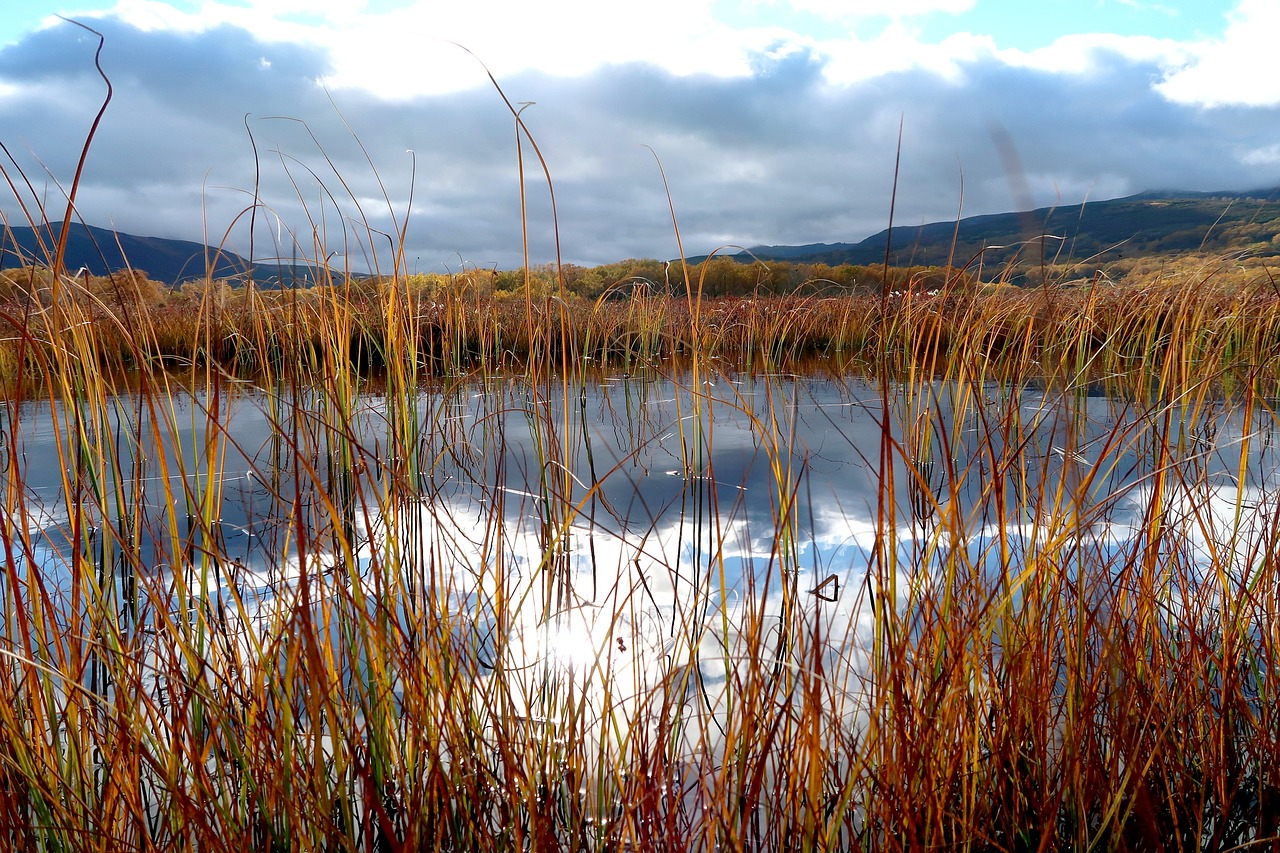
[4,371,1279,754]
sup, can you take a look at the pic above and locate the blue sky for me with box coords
[713,0,1220,48]
[0,1,1230,53]
[0,0,1276,271]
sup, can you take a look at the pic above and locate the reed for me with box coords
[5,261,1280,395]
[3,28,1280,850]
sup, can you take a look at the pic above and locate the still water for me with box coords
[3,369,1277,726]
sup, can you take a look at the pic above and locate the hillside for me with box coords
[738,188,1280,271]
[4,187,1279,288]
[0,221,309,286]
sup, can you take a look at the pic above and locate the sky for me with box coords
[1,0,1278,273]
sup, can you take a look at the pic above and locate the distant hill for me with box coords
[0,221,314,286]
[734,188,1280,271]
[6,188,1280,287]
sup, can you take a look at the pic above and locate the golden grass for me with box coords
[1,257,1278,849]
[4,268,1279,399]
[3,27,1280,848]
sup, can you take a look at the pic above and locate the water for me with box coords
[3,369,1277,748]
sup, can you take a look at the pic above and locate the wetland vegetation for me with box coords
[3,24,1280,852]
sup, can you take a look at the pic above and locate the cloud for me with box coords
[777,0,975,17]
[1242,144,1280,167]
[0,6,1277,273]
[1157,0,1280,107]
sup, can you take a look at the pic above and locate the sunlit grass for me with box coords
[4,260,1278,849]
[2,24,1280,850]
[6,271,1280,399]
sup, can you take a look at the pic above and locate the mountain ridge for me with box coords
[732,187,1280,270]
[0,220,312,286]
[4,186,1279,285]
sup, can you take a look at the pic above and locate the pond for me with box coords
[2,366,1278,843]
[7,369,1275,676]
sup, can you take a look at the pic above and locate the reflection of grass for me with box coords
[3,26,1280,850]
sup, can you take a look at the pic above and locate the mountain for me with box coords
[6,187,1280,287]
[0,220,312,286]
[735,188,1280,271]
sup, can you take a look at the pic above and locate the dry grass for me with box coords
[2,25,1280,850]
[5,270,1280,397]
[2,252,1278,850]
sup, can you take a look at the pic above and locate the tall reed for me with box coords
[3,25,1280,851]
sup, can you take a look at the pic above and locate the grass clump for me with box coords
[2,24,1280,851]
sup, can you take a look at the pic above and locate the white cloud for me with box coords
[91,0,754,98]
[780,0,974,16]
[78,0,985,100]
[1242,144,1280,167]
[1002,32,1191,75]
[89,0,213,32]
[821,25,998,85]
[1157,0,1280,107]
[3,0,1277,271]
